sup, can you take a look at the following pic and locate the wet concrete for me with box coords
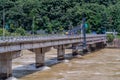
[12,48,120,80]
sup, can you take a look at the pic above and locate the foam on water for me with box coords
[59,72,63,75]
[12,65,24,69]
[57,78,66,80]
[116,59,120,61]
[66,71,81,74]
[13,64,51,71]
[40,66,51,71]
[6,77,17,80]
[115,72,120,75]
[93,72,102,75]
[63,59,69,63]
[76,55,83,58]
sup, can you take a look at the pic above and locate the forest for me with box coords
[0,0,120,36]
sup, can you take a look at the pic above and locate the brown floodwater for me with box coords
[12,48,120,80]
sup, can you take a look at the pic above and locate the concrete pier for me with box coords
[34,48,45,68]
[90,44,96,51]
[57,45,65,60]
[0,53,12,79]
[101,42,106,48]
[72,44,79,56]
[96,43,100,50]
[87,45,92,53]
[96,42,104,50]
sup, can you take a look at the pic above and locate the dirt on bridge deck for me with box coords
[12,48,120,80]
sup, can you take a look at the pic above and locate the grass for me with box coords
[116,35,120,39]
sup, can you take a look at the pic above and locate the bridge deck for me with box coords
[0,34,106,53]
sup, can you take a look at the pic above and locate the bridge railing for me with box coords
[0,34,106,43]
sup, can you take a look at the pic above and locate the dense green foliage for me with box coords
[0,0,120,35]
[0,28,10,36]
[15,27,26,36]
[107,34,115,43]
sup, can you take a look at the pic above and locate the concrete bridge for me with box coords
[0,34,106,79]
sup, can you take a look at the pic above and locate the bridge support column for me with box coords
[72,44,79,56]
[101,42,105,48]
[82,47,89,54]
[0,53,12,79]
[34,48,45,68]
[90,44,96,51]
[99,42,103,49]
[87,45,92,53]
[57,45,65,60]
[96,43,100,50]
[96,42,104,49]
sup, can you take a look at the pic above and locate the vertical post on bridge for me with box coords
[82,14,87,53]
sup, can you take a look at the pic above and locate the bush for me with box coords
[10,33,21,36]
[0,28,10,36]
[15,27,26,36]
[107,34,115,43]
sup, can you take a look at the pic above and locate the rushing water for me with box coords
[12,49,120,80]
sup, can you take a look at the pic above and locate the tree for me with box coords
[108,2,120,33]
[0,0,120,35]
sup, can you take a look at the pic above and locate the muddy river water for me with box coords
[12,48,120,80]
